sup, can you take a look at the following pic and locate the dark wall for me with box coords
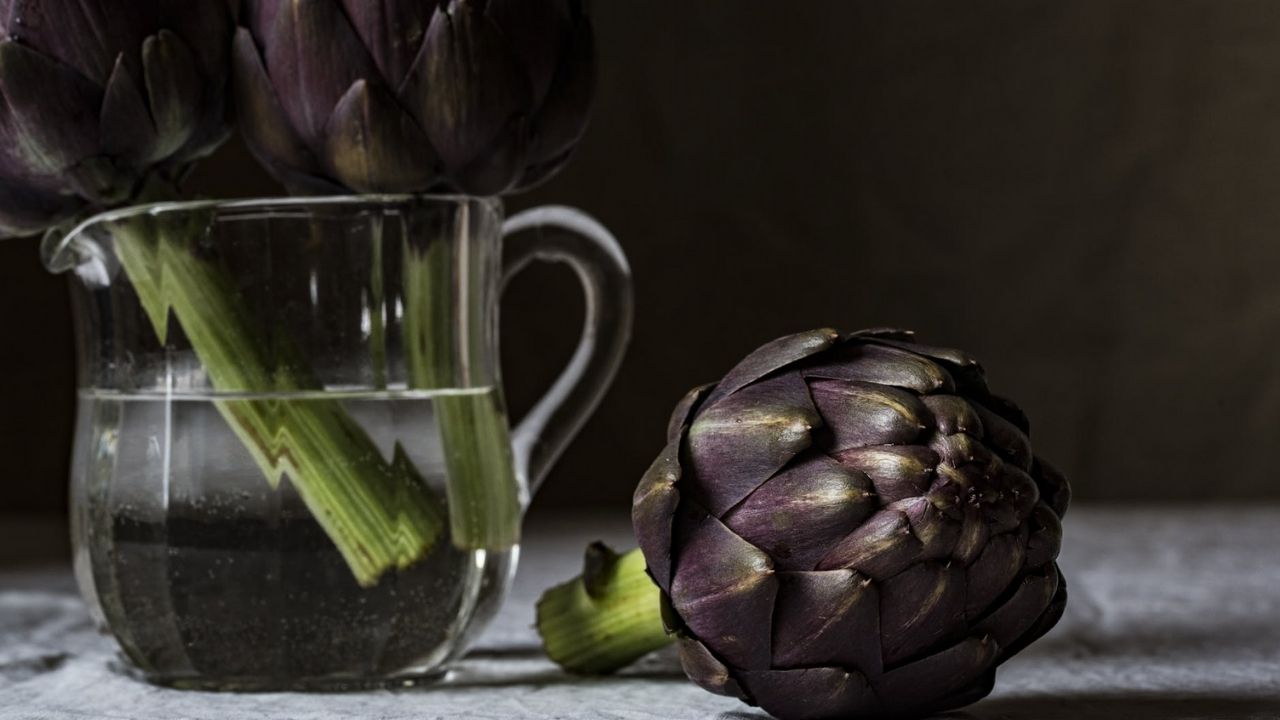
[4,0,1280,518]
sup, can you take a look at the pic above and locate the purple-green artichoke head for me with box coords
[0,0,233,237]
[233,0,595,197]
[634,329,1070,720]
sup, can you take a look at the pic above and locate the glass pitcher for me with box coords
[42,196,631,690]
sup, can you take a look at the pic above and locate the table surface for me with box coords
[2,507,1278,720]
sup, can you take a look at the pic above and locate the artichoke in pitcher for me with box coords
[0,0,232,237]
[538,329,1069,720]
[233,0,595,196]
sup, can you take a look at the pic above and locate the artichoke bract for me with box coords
[0,0,232,237]
[539,329,1069,720]
[233,0,594,196]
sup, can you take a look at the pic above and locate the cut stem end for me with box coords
[536,544,673,675]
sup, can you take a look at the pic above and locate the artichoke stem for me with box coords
[402,235,521,551]
[110,211,445,586]
[536,544,672,674]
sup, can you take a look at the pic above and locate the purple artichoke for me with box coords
[539,329,1069,720]
[0,0,232,237]
[233,0,595,196]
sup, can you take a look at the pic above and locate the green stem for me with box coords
[536,544,673,674]
[110,209,445,586]
[402,233,521,551]
[368,214,388,388]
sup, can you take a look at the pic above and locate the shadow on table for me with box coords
[442,668,688,690]
[944,694,1280,720]
[717,695,1280,720]
[445,644,686,690]
[456,647,1279,720]
[462,646,547,661]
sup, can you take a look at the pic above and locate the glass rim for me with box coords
[45,193,505,274]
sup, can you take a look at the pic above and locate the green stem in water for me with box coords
[110,209,445,586]
[536,544,673,674]
[402,231,521,551]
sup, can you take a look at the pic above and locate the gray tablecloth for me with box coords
[2,508,1278,720]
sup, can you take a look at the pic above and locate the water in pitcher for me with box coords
[70,388,518,689]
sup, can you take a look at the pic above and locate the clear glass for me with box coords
[43,196,632,690]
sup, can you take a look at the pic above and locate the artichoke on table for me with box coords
[538,329,1069,720]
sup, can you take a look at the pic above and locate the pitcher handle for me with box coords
[502,206,633,497]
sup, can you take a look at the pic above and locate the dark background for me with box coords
[4,0,1280,526]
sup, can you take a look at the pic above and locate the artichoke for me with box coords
[539,329,1069,720]
[0,0,232,237]
[233,0,595,196]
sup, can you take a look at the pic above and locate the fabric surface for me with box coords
[1,508,1278,720]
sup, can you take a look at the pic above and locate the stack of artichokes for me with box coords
[0,0,594,238]
[539,329,1069,720]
